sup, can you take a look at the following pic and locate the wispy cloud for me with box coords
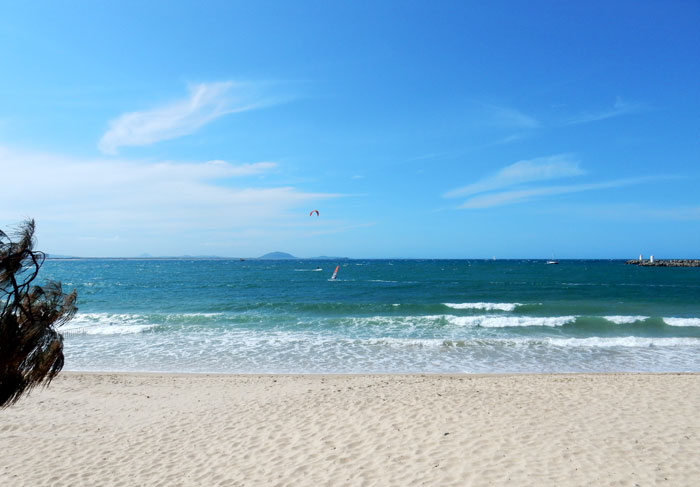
[643,206,700,220]
[492,133,528,145]
[459,177,654,209]
[563,97,644,126]
[444,152,666,209]
[481,104,541,129]
[0,146,342,255]
[98,81,279,154]
[546,203,700,221]
[404,152,454,162]
[443,154,583,199]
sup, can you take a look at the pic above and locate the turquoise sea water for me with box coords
[41,259,700,374]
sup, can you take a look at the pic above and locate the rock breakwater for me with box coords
[626,259,700,267]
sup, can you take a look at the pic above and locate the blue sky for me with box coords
[1,1,699,258]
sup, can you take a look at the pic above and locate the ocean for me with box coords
[41,259,700,374]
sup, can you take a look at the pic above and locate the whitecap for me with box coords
[663,317,700,327]
[444,315,576,328]
[346,314,576,328]
[443,302,523,312]
[63,324,157,335]
[62,312,156,336]
[603,316,649,324]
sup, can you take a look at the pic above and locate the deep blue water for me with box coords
[41,259,700,373]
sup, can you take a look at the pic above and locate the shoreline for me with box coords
[58,369,700,377]
[3,372,699,486]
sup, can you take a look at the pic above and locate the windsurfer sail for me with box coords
[331,265,339,280]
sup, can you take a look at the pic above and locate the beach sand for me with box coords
[2,373,699,486]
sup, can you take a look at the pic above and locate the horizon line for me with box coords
[45,256,693,261]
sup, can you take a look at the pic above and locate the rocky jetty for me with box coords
[626,259,700,267]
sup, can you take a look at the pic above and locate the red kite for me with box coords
[309,210,319,216]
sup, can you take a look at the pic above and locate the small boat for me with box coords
[330,265,339,280]
[546,260,559,265]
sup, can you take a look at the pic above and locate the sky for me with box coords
[1,1,699,258]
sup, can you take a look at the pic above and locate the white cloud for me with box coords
[482,104,541,129]
[459,177,654,209]
[563,97,643,125]
[643,206,700,220]
[548,203,700,221]
[0,146,341,255]
[443,154,583,199]
[493,133,528,145]
[98,81,275,154]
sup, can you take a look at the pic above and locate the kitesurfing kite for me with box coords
[309,210,319,217]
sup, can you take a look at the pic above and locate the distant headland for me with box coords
[256,252,348,260]
[46,251,348,260]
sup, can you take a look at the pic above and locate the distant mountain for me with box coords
[257,251,298,260]
[46,251,347,260]
[46,255,231,260]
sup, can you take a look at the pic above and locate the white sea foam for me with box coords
[62,313,157,335]
[365,336,700,349]
[663,317,700,327]
[175,312,223,318]
[260,335,700,350]
[443,302,523,311]
[443,315,576,328]
[65,324,157,335]
[347,314,576,328]
[61,323,700,374]
[545,336,700,348]
[366,336,700,349]
[603,316,649,324]
[68,313,144,325]
[358,337,446,348]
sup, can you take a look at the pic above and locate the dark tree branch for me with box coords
[0,219,78,408]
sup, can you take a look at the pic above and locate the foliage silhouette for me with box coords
[1,220,77,407]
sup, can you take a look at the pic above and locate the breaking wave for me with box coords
[443,302,523,311]
[603,316,649,324]
[663,317,700,327]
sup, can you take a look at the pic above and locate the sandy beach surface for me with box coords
[2,373,699,486]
